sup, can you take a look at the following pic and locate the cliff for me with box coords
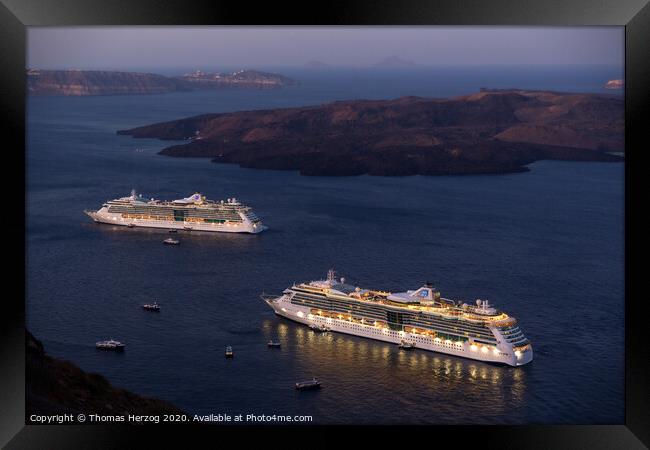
[27,70,185,96]
[117,89,624,176]
[26,330,185,417]
[27,69,295,96]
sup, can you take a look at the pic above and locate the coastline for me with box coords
[26,330,185,419]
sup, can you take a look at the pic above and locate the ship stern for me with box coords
[514,345,533,366]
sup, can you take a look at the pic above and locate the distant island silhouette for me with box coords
[373,56,417,68]
[304,60,331,69]
[27,68,296,96]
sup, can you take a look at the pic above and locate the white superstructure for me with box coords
[85,190,266,234]
[264,270,533,366]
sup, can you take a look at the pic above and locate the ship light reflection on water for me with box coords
[262,319,528,421]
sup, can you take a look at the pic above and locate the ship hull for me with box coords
[85,210,266,234]
[265,296,533,367]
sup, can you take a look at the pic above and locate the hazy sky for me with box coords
[27,26,624,70]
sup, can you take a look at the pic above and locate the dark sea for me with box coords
[26,66,624,424]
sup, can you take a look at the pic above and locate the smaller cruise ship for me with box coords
[85,190,266,234]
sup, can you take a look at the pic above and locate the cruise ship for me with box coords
[263,270,533,366]
[85,190,266,233]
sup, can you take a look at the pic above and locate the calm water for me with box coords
[26,67,624,424]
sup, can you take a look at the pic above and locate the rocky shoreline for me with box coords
[26,330,185,418]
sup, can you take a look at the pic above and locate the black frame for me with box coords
[2,0,648,447]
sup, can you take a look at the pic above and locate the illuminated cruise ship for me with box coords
[85,190,266,233]
[263,270,532,366]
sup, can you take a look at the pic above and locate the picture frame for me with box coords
[2,0,647,447]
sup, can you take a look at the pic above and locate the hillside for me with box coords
[26,330,185,417]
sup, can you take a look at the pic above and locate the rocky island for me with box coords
[27,68,295,96]
[178,69,295,89]
[117,89,624,176]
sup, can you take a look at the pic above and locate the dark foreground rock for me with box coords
[26,330,185,418]
[117,89,624,176]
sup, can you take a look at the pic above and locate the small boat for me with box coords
[295,378,321,390]
[309,324,329,332]
[96,339,125,351]
[267,341,281,348]
[168,229,178,233]
[126,223,135,228]
[399,341,415,350]
[225,346,234,358]
[183,226,193,231]
[163,238,180,245]
[142,302,160,311]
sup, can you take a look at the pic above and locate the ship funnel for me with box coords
[327,268,336,284]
